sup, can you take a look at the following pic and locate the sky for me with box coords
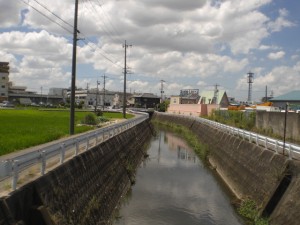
[0,0,299,102]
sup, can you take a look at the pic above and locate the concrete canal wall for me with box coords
[0,120,152,225]
[153,112,300,225]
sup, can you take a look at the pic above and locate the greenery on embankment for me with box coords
[152,120,209,161]
[0,109,132,156]
[207,110,256,130]
[238,199,269,225]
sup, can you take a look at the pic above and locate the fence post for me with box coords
[248,132,251,143]
[288,144,292,160]
[265,137,268,149]
[60,143,65,164]
[75,138,79,156]
[12,160,18,191]
[86,136,89,151]
[41,151,46,175]
[275,140,278,154]
[255,134,258,146]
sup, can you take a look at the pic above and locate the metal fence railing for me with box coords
[0,113,149,191]
[165,113,300,160]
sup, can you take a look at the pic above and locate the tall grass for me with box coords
[0,110,129,156]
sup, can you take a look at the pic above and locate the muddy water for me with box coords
[115,130,244,225]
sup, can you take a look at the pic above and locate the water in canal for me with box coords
[114,130,244,225]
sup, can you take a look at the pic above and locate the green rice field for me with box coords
[0,109,130,156]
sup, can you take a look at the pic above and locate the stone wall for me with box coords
[153,112,300,225]
[0,120,152,225]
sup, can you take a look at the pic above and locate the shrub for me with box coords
[82,113,97,125]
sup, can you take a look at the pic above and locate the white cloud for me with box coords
[0,0,298,100]
[268,51,285,60]
[268,8,296,32]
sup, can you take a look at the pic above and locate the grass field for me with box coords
[0,109,132,156]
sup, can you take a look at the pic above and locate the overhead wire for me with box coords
[19,0,123,69]
[19,0,73,34]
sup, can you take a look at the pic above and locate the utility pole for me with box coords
[70,0,79,135]
[160,80,165,103]
[102,74,107,110]
[123,40,132,118]
[95,80,100,112]
[265,86,268,102]
[247,72,254,103]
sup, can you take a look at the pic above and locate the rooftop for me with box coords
[270,90,300,101]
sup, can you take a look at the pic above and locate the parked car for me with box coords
[1,101,14,108]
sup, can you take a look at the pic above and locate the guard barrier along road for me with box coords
[0,112,149,191]
[165,113,300,160]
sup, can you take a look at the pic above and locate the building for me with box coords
[270,90,300,110]
[168,90,229,116]
[128,93,160,108]
[199,90,229,108]
[0,62,9,102]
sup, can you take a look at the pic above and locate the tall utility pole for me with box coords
[95,80,100,112]
[265,86,268,102]
[160,80,165,103]
[123,40,132,118]
[70,0,79,135]
[247,71,254,103]
[102,74,107,110]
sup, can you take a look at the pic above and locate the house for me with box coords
[198,90,229,108]
[269,90,300,110]
[168,89,229,116]
[129,93,160,108]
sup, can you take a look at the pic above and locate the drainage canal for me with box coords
[114,130,244,225]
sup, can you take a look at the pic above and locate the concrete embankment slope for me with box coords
[0,119,152,225]
[153,112,300,225]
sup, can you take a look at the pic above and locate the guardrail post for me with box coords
[60,144,65,164]
[75,138,79,156]
[95,132,98,145]
[12,160,18,191]
[265,137,268,149]
[255,134,258,146]
[40,151,46,175]
[248,132,251,143]
[86,137,89,151]
[275,140,278,154]
[288,144,292,160]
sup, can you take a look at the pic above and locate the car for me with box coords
[2,101,14,108]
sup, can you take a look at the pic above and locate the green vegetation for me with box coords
[238,199,269,225]
[152,120,209,161]
[207,110,256,130]
[0,109,131,156]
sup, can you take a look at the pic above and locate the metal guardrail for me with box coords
[166,113,300,160]
[0,113,149,191]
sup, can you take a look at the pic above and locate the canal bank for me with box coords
[0,119,153,225]
[152,112,300,225]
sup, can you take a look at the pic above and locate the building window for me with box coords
[1,85,5,88]
[173,98,177,103]
[1,93,5,96]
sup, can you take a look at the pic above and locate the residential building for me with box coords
[168,90,229,116]
[128,93,160,108]
[270,90,300,110]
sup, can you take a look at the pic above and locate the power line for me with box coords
[31,0,74,29]
[19,0,73,34]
